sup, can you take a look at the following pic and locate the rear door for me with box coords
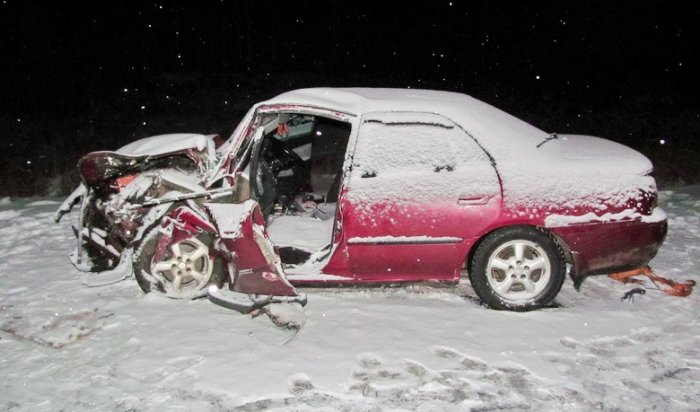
[338,112,501,280]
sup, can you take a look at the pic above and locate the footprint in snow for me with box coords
[589,334,638,348]
[348,381,379,398]
[288,373,314,395]
[459,355,490,371]
[404,360,430,377]
[142,356,204,384]
[559,336,578,349]
[629,326,662,342]
[355,352,382,368]
[166,355,205,371]
[353,353,405,383]
[430,345,461,359]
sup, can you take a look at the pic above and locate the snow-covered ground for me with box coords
[1,187,698,411]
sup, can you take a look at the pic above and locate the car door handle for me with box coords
[458,195,490,206]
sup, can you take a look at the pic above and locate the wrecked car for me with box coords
[56,88,667,311]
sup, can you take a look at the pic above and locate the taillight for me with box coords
[112,175,138,191]
[636,189,657,215]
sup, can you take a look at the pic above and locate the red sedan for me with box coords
[57,88,667,311]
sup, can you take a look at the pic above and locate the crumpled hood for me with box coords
[544,134,653,176]
[117,133,215,158]
[75,133,216,189]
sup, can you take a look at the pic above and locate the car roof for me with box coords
[264,87,470,115]
[262,88,549,153]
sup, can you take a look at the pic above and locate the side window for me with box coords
[347,112,494,202]
[353,113,486,175]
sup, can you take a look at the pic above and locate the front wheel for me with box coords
[133,227,224,299]
[469,227,566,311]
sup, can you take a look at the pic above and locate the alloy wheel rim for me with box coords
[485,239,551,302]
[151,237,213,294]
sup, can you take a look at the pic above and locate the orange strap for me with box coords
[609,266,695,297]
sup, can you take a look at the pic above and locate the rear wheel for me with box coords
[134,227,224,299]
[469,227,566,311]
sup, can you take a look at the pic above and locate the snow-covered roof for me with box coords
[265,88,473,116]
[262,87,550,150]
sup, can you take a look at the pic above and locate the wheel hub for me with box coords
[485,239,552,302]
[150,237,214,295]
[509,260,530,278]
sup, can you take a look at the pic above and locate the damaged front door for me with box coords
[205,199,298,297]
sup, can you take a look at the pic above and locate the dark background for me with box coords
[1,1,698,196]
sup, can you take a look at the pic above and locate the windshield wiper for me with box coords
[536,133,559,148]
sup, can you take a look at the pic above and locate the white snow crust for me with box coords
[346,112,499,208]
[266,214,335,251]
[117,133,214,158]
[1,187,698,411]
[205,200,258,239]
[545,207,668,227]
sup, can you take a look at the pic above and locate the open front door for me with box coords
[205,199,299,296]
[237,107,357,281]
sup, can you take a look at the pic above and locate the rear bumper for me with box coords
[550,213,667,284]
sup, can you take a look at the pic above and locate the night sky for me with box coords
[1,1,698,196]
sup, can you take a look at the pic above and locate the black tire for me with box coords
[469,226,566,311]
[133,227,224,299]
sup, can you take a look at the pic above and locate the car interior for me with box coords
[249,113,352,269]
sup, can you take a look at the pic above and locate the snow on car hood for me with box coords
[116,133,215,157]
